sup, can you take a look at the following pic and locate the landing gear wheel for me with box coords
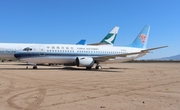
[86,67,92,70]
[33,65,38,69]
[26,66,28,69]
[95,65,102,70]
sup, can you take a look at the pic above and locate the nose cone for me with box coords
[14,52,29,59]
[14,53,21,58]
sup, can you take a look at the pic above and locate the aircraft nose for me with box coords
[14,53,21,58]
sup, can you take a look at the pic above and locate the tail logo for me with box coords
[139,34,147,44]
[104,34,115,45]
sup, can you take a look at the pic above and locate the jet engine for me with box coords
[76,57,94,67]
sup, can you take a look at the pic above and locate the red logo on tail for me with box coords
[139,34,147,43]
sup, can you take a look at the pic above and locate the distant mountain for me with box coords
[157,54,180,61]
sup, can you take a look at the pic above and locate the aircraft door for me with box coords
[39,45,45,56]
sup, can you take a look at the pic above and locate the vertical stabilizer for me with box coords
[128,25,150,49]
[100,26,119,45]
[76,39,86,45]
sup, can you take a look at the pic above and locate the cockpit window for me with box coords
[23,47,32,51]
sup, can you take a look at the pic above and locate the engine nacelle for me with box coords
[76,57,94,67]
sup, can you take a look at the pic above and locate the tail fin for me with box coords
[76,39,86,45]
[100,26,119,45]
[128,25,150,49]
[88,26,119,46]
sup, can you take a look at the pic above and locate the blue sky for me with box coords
[0,0,179,59]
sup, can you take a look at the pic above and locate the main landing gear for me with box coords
[86,67,92,70]
[85,64,102,70]
[95,63,102,70]
[25,63,38,69]
[33,65,38,69]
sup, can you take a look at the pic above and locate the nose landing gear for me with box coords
[25,63,38,69]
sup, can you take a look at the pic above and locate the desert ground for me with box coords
[0,62,180,110]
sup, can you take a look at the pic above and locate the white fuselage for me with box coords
[14,44,146,65]
[0,43,37,60]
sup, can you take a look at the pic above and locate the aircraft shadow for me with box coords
[0,63,130,72]
[0,67,124,72]
[109,67,130,70]
[61,67,124,72]
[0,68,61,70]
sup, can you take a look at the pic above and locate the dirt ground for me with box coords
[0,62,180,110]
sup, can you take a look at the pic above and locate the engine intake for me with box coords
[76,57,94,67]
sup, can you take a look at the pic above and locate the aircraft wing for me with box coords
[141,46,168,52]
[93,46,168,62]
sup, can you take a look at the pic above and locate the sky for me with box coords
[0,0,180,59]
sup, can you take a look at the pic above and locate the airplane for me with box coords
[14,25,168,70]
[0,26,119,62]
[76,26,119,46]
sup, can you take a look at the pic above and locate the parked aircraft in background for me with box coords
[0,26,119,62]
[76,26,119,46]
[76,39,86,45]
[14,25,168,70]
[87,26,119,46]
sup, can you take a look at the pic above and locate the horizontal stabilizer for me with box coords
[141,46,168,52]
[94,46,168,61]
